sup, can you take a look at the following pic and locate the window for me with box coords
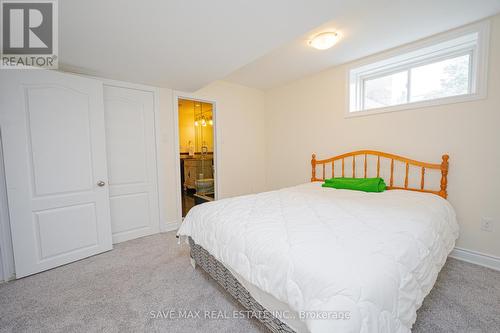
[348,21,489,116]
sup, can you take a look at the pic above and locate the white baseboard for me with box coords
[449,247,500,271]
[0,270,16,283]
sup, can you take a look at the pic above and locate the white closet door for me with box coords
[103,86,160,243]
[0,70,113,278]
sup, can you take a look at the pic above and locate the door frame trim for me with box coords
[98,78,165,234]
[173,91,220,224]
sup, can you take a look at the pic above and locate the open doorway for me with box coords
[177,98,216,217]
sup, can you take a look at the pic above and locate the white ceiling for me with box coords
[225,0,500,89]
[59,0,356,91]
[59,1,500,92]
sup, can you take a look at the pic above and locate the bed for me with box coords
[177,150,459,333]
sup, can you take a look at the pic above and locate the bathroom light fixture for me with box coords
[308,32,339,50]
[194,120,199,126]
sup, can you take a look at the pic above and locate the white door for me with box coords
[0,70,113,278]
[103,86,160,243]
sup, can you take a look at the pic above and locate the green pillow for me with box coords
[322,177,386,193]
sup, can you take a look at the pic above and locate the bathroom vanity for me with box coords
[183,156,213,190]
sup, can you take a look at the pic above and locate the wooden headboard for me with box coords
[311,150,449,199]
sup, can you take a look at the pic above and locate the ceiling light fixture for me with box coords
[308,32,339,50]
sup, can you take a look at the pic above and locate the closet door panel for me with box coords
[103,85,160,243]
[0,70,112,278]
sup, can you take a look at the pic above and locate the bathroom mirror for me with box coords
[178,98,215,216]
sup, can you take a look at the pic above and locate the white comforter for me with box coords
[177,182,459,333]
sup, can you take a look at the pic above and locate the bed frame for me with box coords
[189,237,294,333]
[311,150,449,199]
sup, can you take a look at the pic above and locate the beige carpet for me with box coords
[0,231,499,333]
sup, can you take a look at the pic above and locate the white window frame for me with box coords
[346,20,490,118]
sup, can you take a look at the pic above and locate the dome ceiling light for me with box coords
[308,32,339,50]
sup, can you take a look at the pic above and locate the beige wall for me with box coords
[264,15,500,257]
[196,81,267,198]
[159,81,267,226]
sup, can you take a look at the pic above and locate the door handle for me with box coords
[97,181,106,187]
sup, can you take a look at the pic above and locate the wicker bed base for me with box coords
[188,237,295,333]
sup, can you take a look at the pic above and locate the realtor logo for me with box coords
[1,0,58,69]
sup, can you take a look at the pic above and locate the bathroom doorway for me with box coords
[177,98,216,217]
